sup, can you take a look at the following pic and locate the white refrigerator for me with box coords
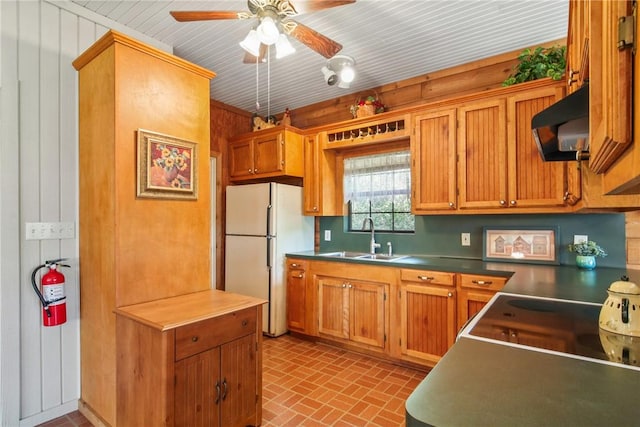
[225,183,314,336]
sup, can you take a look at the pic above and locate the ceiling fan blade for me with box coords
[290,0,355,14]
[290,21,342,58]
[170,11,242,22]
[243,44,268,64]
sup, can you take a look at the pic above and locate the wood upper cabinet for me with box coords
[317,275,388,350]
[398,269,456,364]
[114,290,264,427]
[412,109,457,212]
[229,127,304,181]
[507,85,580,208]
[303,133,338,216]
[457,98,508,209]
[566,0,590,92]
[458,82,578,211]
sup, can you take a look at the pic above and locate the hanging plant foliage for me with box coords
[503,45,567,86]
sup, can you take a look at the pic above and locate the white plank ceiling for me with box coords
[69,0,570,115]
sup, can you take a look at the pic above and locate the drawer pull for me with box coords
[472,280,493,286]
[191,336,199,342]
[293,273,304,278]
[291,263,299,267]
[418,275,434,281]
[242,320,248,327]
[215,380,221,404]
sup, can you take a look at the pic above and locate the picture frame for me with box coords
[483,226,559,264]
[137,129,198,200]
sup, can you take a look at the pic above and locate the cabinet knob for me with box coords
[499,200,506,206]
[242,320,248,327]
[191,336,199,342]
[254,168,258,173]
[349,284,353,288]
[248,169,252,173]
[509,200,517,206]
[448,292,453,297]
[313,206,318,211]
[342,283,347,288]
[448,202,455,208]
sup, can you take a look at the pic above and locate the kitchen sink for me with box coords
[317,251,410,262]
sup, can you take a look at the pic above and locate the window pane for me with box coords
[344,150,414,233]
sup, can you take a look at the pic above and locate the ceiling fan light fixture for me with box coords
[275,34,295,59]
[256,16,280,45]
[321,66,338,86]
[240,29,262,57]
[339,65,355,83]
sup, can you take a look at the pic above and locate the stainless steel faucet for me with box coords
[362,217,381,254]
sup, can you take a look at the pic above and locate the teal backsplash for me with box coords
[318,213,626,268]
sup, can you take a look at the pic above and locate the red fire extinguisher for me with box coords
[31,258,69,327]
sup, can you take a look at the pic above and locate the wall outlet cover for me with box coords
[574,235,588,244]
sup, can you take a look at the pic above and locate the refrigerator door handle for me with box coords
[266,203,273,237]
[266,235,272,269]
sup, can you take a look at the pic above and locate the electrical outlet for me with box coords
[461,233,471,246]
[324,230,331,241]
[574,234,588,244]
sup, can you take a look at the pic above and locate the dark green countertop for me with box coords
[287,251,640,425]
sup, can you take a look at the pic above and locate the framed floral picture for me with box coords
[137,129,198,200]
[483,226,559,264]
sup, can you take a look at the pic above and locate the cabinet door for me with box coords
[229,139,254,178]
[349,280,387,349]
[175,348,221,427]
[412,109,457,211]
[318,277,349,339]
[303,135,321,215]
[286,265,307,332]
[566,0,589,92]
[254,132,284,175]
[400,284,456,363]
[457,99,507,209]
[507,86,571,208]
[457,289,494,330]
[220,334,258,427]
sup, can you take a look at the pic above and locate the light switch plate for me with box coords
[324,230,331,241]
[461,233,471,246]
[26,222,75,240]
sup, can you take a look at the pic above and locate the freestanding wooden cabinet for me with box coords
[73,30,215,425]
[115,290,265,427]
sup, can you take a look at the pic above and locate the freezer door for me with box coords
[224,235,271,334]
[226,183,272,236]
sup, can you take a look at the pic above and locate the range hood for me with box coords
[531,84,589,161]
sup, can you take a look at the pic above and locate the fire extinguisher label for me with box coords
[43,284,65,306]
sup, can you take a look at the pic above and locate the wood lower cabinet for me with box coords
[317,276,388,350]
[286,258,315,334]
[398,269,456,364]
[457,273,508,329]
[114,290,265,427]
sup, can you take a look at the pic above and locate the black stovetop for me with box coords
[463,293,640,370]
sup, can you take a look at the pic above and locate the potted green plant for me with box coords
[567,240,607,270]
[502,45,566,86]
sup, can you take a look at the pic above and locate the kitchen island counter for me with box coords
[405,337,640,426]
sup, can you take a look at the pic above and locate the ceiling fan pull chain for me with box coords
[267,44,271,118]
[255,51,260,112]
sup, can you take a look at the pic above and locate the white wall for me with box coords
[0,2,171,425]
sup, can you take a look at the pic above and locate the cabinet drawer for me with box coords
[400,269,455,286]
[175,307,256,361]
[459,274,508,292]
[287,259,307,270]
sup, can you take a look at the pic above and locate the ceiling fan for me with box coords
[170,0,355,63]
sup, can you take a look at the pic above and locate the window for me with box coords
[344,150,414,232]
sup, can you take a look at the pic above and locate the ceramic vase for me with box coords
[576,255,596,270]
